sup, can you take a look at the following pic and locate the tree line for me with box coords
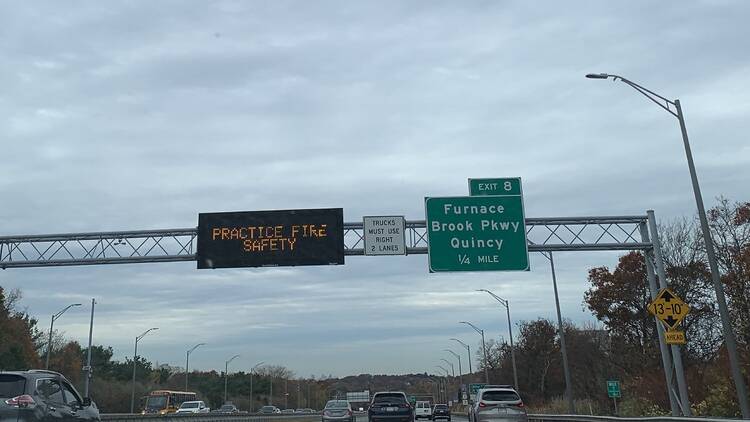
[476,197,750,417]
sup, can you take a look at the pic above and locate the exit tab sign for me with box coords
[469,177,522,196]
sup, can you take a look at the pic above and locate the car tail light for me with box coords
[5,395,35,407]
[348,410,353,416]
[478,402,486,408]
[516,403,524,408]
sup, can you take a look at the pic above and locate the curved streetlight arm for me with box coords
[137,327,159,342]
[188,342,206,355]
[53,303,82,321]
[226,354,241,365]
[252,361,266,371]
[435,365,450,377]
[440,358,454,370]
[444,350,460,360]
[459,321,483,335]
[586,73,678,117]
[450,338,468,349]
[477,289,508,308]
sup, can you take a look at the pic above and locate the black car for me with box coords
[432,404,450,421]
[0,370,100,422]
[368,392,413,422]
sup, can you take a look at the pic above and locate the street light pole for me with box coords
[477,289,519,391]
[185,343,206,391]
[131,327,158,414]
[460,322,489,383]
[224,354,240,404]
[436,366,451,403]
[440,358,455,377]
[444,350,463,387]
[586,72,748,417]
[45,303,82,370]
[250,362,265,413]
[450,338,472,375]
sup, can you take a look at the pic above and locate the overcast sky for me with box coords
[1,1,749,378]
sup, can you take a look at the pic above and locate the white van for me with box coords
[415,401,432,420]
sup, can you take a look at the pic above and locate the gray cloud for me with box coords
[1,0,749,376]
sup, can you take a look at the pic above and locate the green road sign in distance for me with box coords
[607,381,621,398]
[469,177,522,196]
[425,196,529,272]
[469,384,486,395]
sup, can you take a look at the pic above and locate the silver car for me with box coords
[323,400,355,422]
[470,387,526,422]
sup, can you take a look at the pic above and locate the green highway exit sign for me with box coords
[425,194,529,272]
[469,177,522,196]
[607,380,621,398]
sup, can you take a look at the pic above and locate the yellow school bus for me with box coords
[142,390,197,414]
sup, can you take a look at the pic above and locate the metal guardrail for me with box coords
[527,414,741,422]
[101,414,321,422]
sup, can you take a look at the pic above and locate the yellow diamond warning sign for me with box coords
[664,330,686,345]
[648,288,690,331]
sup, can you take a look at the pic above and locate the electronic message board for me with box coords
[197,208,344,269]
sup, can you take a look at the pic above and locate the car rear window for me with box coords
[374,393,406,403]
[481,391,520,402]
[434,405,448,410]
[0,375,26,398]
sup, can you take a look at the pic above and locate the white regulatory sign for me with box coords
[363,216,406,256]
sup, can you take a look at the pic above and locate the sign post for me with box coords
[607,380,621,415]
[425,194,528,272]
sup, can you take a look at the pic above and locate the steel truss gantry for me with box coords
[0,215,648,268]
[0,211,690,415]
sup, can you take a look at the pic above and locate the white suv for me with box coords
[415,401,432,420]
[176,400,210,413]
[469,387,525,422]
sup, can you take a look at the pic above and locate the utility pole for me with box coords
[83,299,96,398]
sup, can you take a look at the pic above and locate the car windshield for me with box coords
[374,394,406,404]
[181,402,199,408]
[220,405,234,410]
[0,375,25,399]
[325,401,349,409]
[146,396,168,409]
[261,406,274,411]
[481,391,520,402]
